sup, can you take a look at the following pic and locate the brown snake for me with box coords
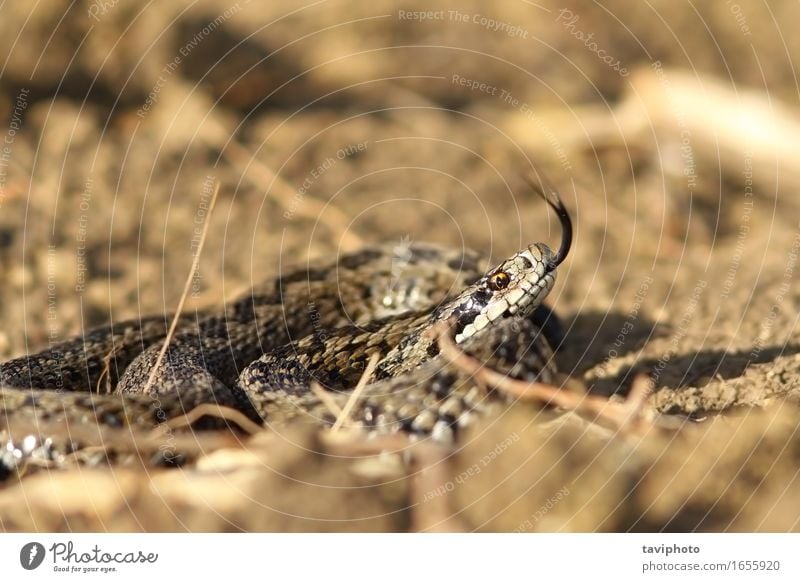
[0,180,572,478]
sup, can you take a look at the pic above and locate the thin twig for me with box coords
[432,321,656,436]
[4,419,243,475]
[409,442,469,532]
[156,403,263,436]
[320,430,467,532]
[97,342,128,394]
[619,374,654,429]
[331,352,380,433]
[320,431,414,456]
[310,381,343,417]
[141,180,220,396]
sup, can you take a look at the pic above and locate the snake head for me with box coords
[438,175,572,343]
[440,243,558,342]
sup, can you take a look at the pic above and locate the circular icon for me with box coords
[19,542,46,570]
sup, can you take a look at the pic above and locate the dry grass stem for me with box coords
[409,443,469,532]
[157,403,263,436]
[331,352,380,433]
[320,431,414,456]
[141,180,220,396]
[433,321,656,436]
[310,381,344,417]
[97,343,126,394]
[320,430,465,531]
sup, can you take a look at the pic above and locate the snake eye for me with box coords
[489,271,510,291]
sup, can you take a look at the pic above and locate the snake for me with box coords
[0,180,572,478]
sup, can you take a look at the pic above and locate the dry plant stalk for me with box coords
[157,403,263,436]
[321,431,466,532]
[432,320,655,436]
[4,418,242,477]
[331,352,380,432]
[141,180,220,396]
[408,443,469,533]
[320,431,415,456]
[310,381,343,417]
[97,343,124,394]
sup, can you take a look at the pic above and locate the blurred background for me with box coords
[1,1,800,531]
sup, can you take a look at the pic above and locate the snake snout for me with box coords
[529,242,557,272]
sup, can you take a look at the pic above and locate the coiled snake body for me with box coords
[0,184,572,477]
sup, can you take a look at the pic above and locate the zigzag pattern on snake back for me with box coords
[0,180,573,478]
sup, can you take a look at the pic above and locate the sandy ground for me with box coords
[0,0,799,531]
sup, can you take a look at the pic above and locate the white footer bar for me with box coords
[1,533,797,581]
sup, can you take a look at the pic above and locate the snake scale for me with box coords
[0,182,572,478]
